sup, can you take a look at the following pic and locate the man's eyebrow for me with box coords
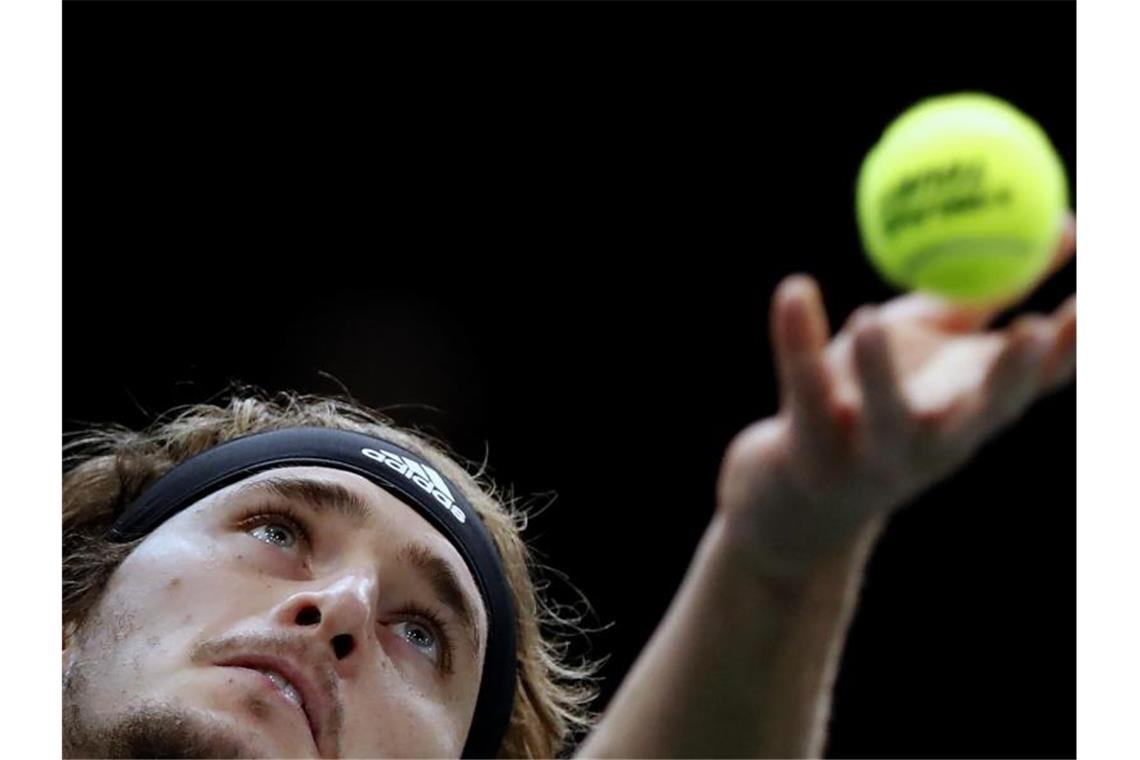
[234,476,374,527]
[232,475,485,662]
[396,541,484,661]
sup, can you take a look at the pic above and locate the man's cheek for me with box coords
[105,530,236,628]
[87,550,214,668]
[342,676,467,758]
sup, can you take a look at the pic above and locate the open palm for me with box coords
[717,214,1076,575]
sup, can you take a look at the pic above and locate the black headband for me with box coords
[110,427,517,759]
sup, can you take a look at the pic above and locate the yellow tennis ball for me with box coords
[855,92,1069,304]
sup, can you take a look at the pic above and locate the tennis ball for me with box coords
[855,92,1069,304]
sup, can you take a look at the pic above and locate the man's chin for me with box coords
[63,702,276,759]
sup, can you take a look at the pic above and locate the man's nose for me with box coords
[274,571,376,663]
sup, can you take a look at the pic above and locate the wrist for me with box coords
[709,506,887,598]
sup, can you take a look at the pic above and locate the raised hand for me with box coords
[717,214,1076,577]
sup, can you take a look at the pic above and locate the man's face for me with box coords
[63,466,489,758]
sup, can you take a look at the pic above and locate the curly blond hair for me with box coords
[63,391,603,758]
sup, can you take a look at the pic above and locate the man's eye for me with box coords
[392,620,439,659]
[250,521,300,549]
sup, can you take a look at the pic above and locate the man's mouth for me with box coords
[252,667,305,712]
[216,659,327,755]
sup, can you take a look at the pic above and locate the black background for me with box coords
[65,2,1075,757]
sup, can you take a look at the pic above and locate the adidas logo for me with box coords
[360,448,467,524]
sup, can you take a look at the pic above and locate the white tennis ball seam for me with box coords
[896,236,1034,282]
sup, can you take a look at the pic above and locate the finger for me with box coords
[1050,211,1078,277]
[851,306,911,450]
[1042,294,1077,392]
[771,275,841,445]
[877,211,1077,334]
[943,317,1052,446]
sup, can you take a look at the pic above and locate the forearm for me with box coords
[575,512,883,759]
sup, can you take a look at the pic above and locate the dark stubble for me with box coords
[63,660,259,759]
